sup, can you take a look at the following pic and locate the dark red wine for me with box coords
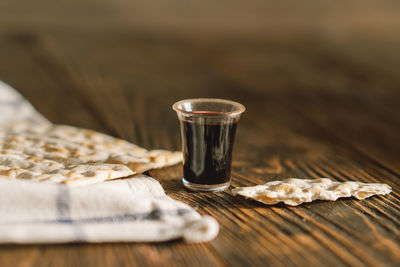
[181,119,238,185]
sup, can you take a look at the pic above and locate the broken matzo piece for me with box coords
[232,178,392,206]
[0,148,135,185]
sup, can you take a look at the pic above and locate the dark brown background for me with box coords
[0,1,399,266]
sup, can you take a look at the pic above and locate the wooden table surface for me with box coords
[1,0,400,266]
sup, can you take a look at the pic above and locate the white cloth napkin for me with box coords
[0,81,219,243]
[0,81,50,126]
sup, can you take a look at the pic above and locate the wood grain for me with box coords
[0,0,400,266]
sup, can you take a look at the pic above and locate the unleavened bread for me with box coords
[232,178,391,206]
[0,122,182,185]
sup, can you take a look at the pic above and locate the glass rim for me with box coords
[172,98,246,116]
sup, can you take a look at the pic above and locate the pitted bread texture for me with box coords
[232,178,392,206]
[0,122,182,185]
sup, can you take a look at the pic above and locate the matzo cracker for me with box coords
[232,178,391,206]
[0,122,182,185]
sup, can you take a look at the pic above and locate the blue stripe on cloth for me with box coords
[56,185,86,241]
[56,185,70,221]
[64,208,194,223]
[0,100,23,107]
[0,209,194,225]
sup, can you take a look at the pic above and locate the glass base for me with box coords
[182,178,230,192]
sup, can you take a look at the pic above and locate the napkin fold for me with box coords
[0,177,218,243]
[0,81,219,243]
[0,80,50,126]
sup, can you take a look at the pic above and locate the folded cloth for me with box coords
[0,80,50,126]
[0,177,219,243]
[0,81,219,243]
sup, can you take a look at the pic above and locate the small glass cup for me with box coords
[173,98,245,192]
